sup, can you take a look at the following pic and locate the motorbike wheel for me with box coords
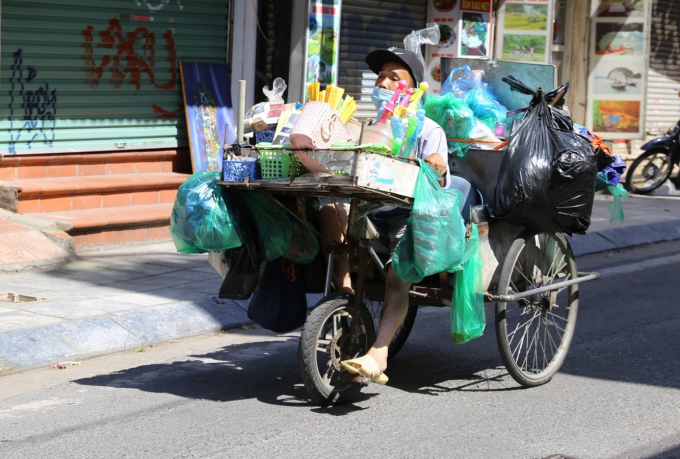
[625,148,673,194]
[298,293,376,405]
[364,299,418,360]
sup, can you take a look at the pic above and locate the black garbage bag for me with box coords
[218,190,267,300]
[502,75,569,111]
[493,82,598,234]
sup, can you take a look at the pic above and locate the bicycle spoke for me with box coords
[514,261,536,290]
[545,312,568,335]
[546,324,559,355]
[540,319,549,368]
[511,310,539,363]
[505,305,526,315]
[527,318,542,372]
[545,311,569,323]
[507,311,541,345]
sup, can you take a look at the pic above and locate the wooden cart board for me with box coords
[219,149,420,201]
[295,150,420,199]
[355,153,419,198]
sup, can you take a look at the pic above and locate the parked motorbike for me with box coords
[625,119,680,194]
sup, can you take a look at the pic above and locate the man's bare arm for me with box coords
[423,153,447,187]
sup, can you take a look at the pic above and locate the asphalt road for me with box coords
[1,241,679,459]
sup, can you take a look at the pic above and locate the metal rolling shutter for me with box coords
[646,0,680,136]
[0,0,229,155]
[339,0,427,119]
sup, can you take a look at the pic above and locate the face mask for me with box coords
[371,87,394,111]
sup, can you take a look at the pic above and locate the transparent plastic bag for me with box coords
[441,65,507,129]
[392,160,467,283]
[403,23,440,75]
[170,171,242,254]
[238,191,292,261]
[263,77,287,104]
[450,223,485,344]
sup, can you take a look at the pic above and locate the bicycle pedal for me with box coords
[346,373,370,386]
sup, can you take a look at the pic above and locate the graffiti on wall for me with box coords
[8,49,58,154]
[136,0,183,11]
[82,18,178,91]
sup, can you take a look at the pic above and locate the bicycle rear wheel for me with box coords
[495,231,579,387]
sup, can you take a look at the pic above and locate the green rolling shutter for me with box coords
[0,0,229,155]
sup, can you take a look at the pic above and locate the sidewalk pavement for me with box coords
[1,194,679,375]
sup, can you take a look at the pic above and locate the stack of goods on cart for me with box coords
[491,75,627,234]
[425,65,509,157]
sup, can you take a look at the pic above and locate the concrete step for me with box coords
[28,203,175,249]
[0,149,192,250]
[0,172,188,214]
[0,150,190,181]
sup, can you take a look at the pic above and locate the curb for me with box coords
[568,219,680,257]
[0,297,252,375]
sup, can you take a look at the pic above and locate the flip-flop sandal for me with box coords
[341,354,389,385]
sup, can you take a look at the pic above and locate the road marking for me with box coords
[597,253,680,277]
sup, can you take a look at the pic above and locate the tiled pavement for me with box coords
[0,243,224,334]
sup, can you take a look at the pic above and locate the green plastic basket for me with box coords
[260,149,307,179]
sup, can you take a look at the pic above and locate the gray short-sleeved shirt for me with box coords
[417,117,451,188]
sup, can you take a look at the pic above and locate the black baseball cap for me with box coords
[365,48,424,86]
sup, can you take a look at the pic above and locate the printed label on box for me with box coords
[369,161,395,186]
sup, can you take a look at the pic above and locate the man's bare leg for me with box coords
[367,267,411,372]
[318,204,353,294]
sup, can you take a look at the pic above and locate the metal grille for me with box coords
[646,0,680,135]
[338,0,427,119]
[0,0,229,155]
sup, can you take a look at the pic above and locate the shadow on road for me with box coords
[73,327,517,413]
[74,336,378,413]
[75,253,680,411]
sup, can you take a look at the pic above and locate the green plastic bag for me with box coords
[607,183,629,225]
[283,216,320,265]
[423,92,475,158]
[170,171,242,254]
[392,160,467,283]
[595,172,628,225]
[450,223,486,344]
[238,191,292,261]
[391,228,421,284]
